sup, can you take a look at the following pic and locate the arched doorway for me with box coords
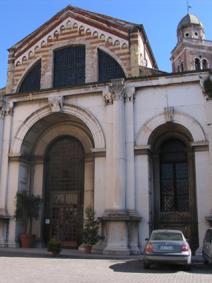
[150,126,198,252]
[43,135,85,248]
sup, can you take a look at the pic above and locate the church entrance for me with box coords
[43,136,85,248]
[151,131,199,253]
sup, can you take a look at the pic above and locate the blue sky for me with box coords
[0,0,211,88]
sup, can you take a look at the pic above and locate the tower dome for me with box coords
[177,13,205,41]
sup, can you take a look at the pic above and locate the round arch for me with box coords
[136,111,207,146]
[11,103,106,155]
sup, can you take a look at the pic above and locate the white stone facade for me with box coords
[0,6,212,254]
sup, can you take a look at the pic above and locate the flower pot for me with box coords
[20,234,32,248]
[84,244,92,253]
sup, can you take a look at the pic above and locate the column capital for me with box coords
[103,79,126,105]
[109,78,125,102]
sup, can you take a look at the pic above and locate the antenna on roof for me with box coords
[186,1,192,13]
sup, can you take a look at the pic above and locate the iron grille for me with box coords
[53,46,85,88]
[44,136,84,247]
[19,60,41,93]
[98,49,125,82]
[160,139,189,212]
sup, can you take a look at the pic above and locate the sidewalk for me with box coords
[0,247,204,263]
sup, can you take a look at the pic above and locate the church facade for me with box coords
[0,6,212,254]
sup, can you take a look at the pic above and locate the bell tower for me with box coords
[171,13,212,72]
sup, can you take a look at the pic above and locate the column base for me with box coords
[101,209,141,256]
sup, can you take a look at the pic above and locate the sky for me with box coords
[0,0,212,88]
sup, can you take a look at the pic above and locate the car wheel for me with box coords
[143,261,150,269]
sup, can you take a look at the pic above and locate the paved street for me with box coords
[0,256,211,283]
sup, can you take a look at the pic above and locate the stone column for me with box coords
[92,150,106,216]
[102,79,129,255]
[7,157,22,247]
[135,147,152,251]
[0,100,13,210]
[84,156,94,213]
[193,146,210,251]
[31,157,44,239]
[125,87,140,254]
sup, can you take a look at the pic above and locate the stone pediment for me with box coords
[11,5,136,66]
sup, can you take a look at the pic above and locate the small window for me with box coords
[98,49,125,82]
[194,32,199,37]
[185,33,189,38]
[18,60,41,93]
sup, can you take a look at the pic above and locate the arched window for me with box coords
[180,62,184,72]
[98,49,125,82]
[202,59,208,70]
[195,58,201,71]
[159,139,189,212]
[53,46,85,88]
[18,60,41,93]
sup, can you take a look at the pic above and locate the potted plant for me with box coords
[47,238,62,256]
[82,207,101,253]
[15,190,42,248]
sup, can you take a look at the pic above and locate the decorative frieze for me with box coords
[15,16,129,66]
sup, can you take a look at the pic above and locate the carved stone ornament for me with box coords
[164,106,174,122]
[200,71,212,98]
[103,92,113,105]
[125,87,135,102]
[48,96,63,112]
[0,97,14,117]
[103,79,127,105]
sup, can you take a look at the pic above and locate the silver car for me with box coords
[202,228,212,264]
[143,229,191,269]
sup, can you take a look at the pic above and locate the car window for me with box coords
[151,232,183,241]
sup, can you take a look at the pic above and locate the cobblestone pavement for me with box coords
[0,257,211,283]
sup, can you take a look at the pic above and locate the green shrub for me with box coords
[47,238,62,255]
[82,207,101,246]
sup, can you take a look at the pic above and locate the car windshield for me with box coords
[151,232,183,241]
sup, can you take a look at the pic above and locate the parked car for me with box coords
[202,228,212,264]
[143,229,191,269]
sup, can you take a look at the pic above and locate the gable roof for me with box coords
[10,5,157,68]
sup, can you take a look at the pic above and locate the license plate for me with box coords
[160,246,174,251]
